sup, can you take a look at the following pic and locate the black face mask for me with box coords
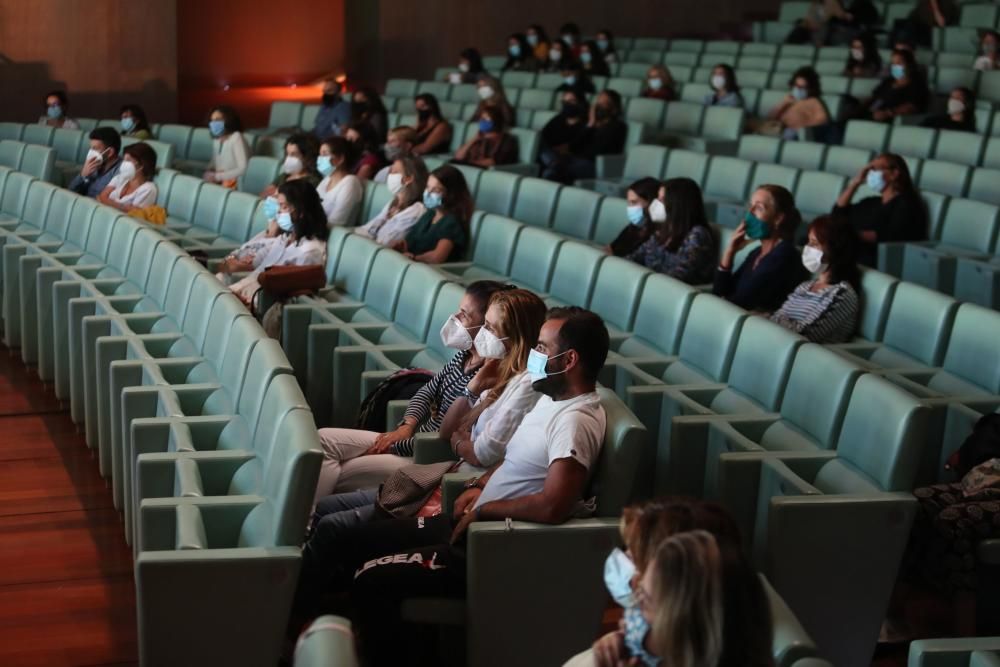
[417,109,431,122]
[594,106,611,121]
[353,101,369,114]
[562,102,584,118]
[322,93,338,106]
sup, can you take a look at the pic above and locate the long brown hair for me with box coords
[460,289,546,430]
[756,184,802,242]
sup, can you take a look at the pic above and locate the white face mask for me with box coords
[282,156,303,175]
[458,62,470,73]
[801,245,826,274]
[439,315,476,351]
[86,148,106,165]
[648,198,666,223]
[473,327,508,359]
[851,48,865,61]
[711,75,727,91]
[118,159,137,181]
[947,99,966,116]
[477,85,495,100]
[387,172,405,195]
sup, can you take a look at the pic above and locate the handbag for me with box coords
[256,264,326,299]
[375,460,461,519]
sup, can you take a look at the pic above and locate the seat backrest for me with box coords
[199,293,247,368]
[749,162,799,193]
[779,344,863,446]
[968,168,1000,207]
[625,97,666,127]
[517,88,553,111]
[63,196,96,250]
[919,159,970,198]
[704,156,752,201]
[83,205,120,258]
[676,295,747,382]
[843,120,889,152]
[823,146,873,178]
[940,303,1000,394]
[551,186,602,241]
[105,217,140,271]
[237,339,297,441]
[471,214,522,274]
[590,196,628,246]
[548,242,605,309]
[0,140,26,170]
[939,199,999,252]
[181,273,227,348]
[394,263,446,341]
[625,274,697,357]
[701,106,744,140]
[20,180,56,229]
[124,228,163,287]
[214,314,264,399]
[359,249,410,320]
[19,144,55,181]
[510,177,559,229]
[820,374,927,493]
[587,256,650,332]
[161,258,204,324]
[191,183,230,233]
[166,174,202,221]
[0,170,33,218]
[0,123,23,142]
[623,145,669,180]
[476,170,520,217]
[888,125,937,159]
[934,129,984,165]
[51,128,83,163]
[727,317,803,411]
[217,190,260,243]
[157,124,193,159]
[508,227,563,293]
[779,141,827,171]
[794,171,846,215]
[882,282,958,366]
[663,149,709,184]
[588,388,651,516]
[857,268,898,342]
[332,234,381,300]
[43,187,76,240]
[385,79,418,98]
[663,101,705,135]
[239,156,280,195]
[145,241,187,308]
[21,124,54,147]
[738,135,782,164]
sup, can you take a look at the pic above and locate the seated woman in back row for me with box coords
[392,164,472,264]
[453,104,519,169]
[759,66,830,140]
[97,142,159,212]
[770,214,860,344]
[355,156,428,247]
[315,136,364,228]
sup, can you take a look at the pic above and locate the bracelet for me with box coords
[462,387,480,402]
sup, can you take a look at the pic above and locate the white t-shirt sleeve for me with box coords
[325,176,364,228]
[545,402,606,471]
[107,173,128,191]
[132,182,158,208]
[355,201,390,238]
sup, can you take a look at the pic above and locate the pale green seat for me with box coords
[578,255,650,340]
[506,227,564,293]
[551,186,602,241]
[475,169,520,217]
[824,146,875,178]
[534,73,565,91]
[238,156,280,195]
[0,141,25,171]
[703,157,753,228]
[210,191,261,249]
[779,141,827,171]
[545,242,606,311]
[983,137,1000,170]
[968,168,1000,206]
[51,128,84,184]
[794,171,846,221]
[438,214,522,283]
[517,88,554,111]
[611,273,697,363]
[416,80,451,100]
[590,196,629,246]
[580,144,668,197]
[19,144,55,182]
[163,173,203,231]
[628,49,664,65]
[663,148,709,185]
[907,638,1000,666]
[385,79,418,98]
[157,124,193,161]
[843,120,890,152]
[681,83,714,104]
[500,71,537,90]
[510,177,559,228]
[180,183,231,240]
[960,2,999,27]
[607,77,643,97]
[664,52,700,67]
[21,124,55,147]
[934,67,979,96]
[174,127,214,175]
[920,159,971,197]
[625,97,667,127]
[662,101,705,138]
[0,123,23,142]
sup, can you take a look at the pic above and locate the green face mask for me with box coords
[744,211,771,240]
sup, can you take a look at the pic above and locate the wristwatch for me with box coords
[462,387,480,402]
[464,476,485,490]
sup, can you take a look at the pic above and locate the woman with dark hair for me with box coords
[545,89,627,185]
[608,177,663,257]
[344,121,385,181]
[715,185,808,311]
[579,40,610,78]
[349,86,389,142]
[355,156,429,246]
[704,64,744,108]
[226,179,329,305]
[204,105,250,185]
[452,47,488,83]
[316,136,363,228]
[627,178,716,284]
[643,65,677,101]
[262,132,321,197]
[833,152,927,266]
[39,90,79,129]
[557,63,596,96]
[119,104,152,140]
[865,48,930,121]
[770,215,860,343]
[453,103,519,169]
[502,33,538,73]
[595,29,618,65]
[559,22,583,57]
[97,142,158,212]
[413,94,453,156]
[544,38,577,73]
[394,164,472,264]
[526,24,551,62]
[975,30,1000,71]
[540,88,590,180]
[761,66,830,139]
[471,75,516,128]
[844,32,883,77]
[921,86,977,132]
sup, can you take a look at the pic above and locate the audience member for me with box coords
[539,88,590,180]
[393,164,472,263]
[313,78,352,139]
[119,104,152,140]
[349,86,388,143]
[595,30,618,64]
[545,39,577,73]
[96,142,158,212]
[626,178,716,284]
[542,89,626,184]
[833,153,927,266]
[262,133,321,197]
[975,30,1000,71]
[316,136,363,228]
[344,121,385,181]
[558,64,596,96]
[68,127,122,198]
[715,185,808,311]
[608,177,663,257]
[826,0,882,44]
[526,24,552,62]
[354,156,428,246]
[203,105,250,186]
[760,66,830,139]
[452,47,489,83]
[579,40,611,77]
[891,0,958,48]
[471,75,516,128]
[921,86,977,132]
[453,104,519,168]
[704,64,745,108]
[786,0,850,45]
[642,65,677,101]
[770,215,860,343]
[39,90,79,130]
[844,33,883,77]
[412,94,454,156]
[560,22,584,57]
[502,34,539,73]
[865,48,930,120]
[374,126,417,182]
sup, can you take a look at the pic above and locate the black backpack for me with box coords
[946,413,1000,478]
[355,368,435,432]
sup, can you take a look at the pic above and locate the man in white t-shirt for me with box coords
[291,308,609,653]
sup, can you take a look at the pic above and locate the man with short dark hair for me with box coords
[293,307,611,663]
[68,127,122,198]
[313,78,352,139]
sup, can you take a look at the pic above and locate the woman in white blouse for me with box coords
[354,155,428,246]
[203,105,250,186]
[96,142,158,212]
[228,180,330,305]
[316,136,364,227]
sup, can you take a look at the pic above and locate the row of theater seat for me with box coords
[755,13,997,51]
[0,164,322,667]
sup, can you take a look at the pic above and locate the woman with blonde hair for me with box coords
[642,65,677,102]
[470,74,516,128]
[354,155,429,246]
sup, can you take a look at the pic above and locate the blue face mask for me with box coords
[209,119,226,137]
[626,205,645,226]
[564,75,577,86]
[890,64,905,80]
[866,169,887,193]
[263,196,280,220]
[423,190,443,210]
[317,155,334,176]
[526,34,539,47]
[648,77,663,91]
[478,119,495,133]
[743,211,771,240]
[276,211,294,232]
[597,38,609,52]
[604,548,635,607]
[121,117,136,133]
[509,44,521,58]
[791,86,808,101]
[47,105,63,119]
[527,348,569,383]
[580,51,592,64]
[623,606,660,667]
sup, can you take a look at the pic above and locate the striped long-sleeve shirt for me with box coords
[770,280,859,344]
[390,350,481,456]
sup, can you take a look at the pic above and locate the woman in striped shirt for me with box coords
[312,281,512,503]
[770,214,861,344]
